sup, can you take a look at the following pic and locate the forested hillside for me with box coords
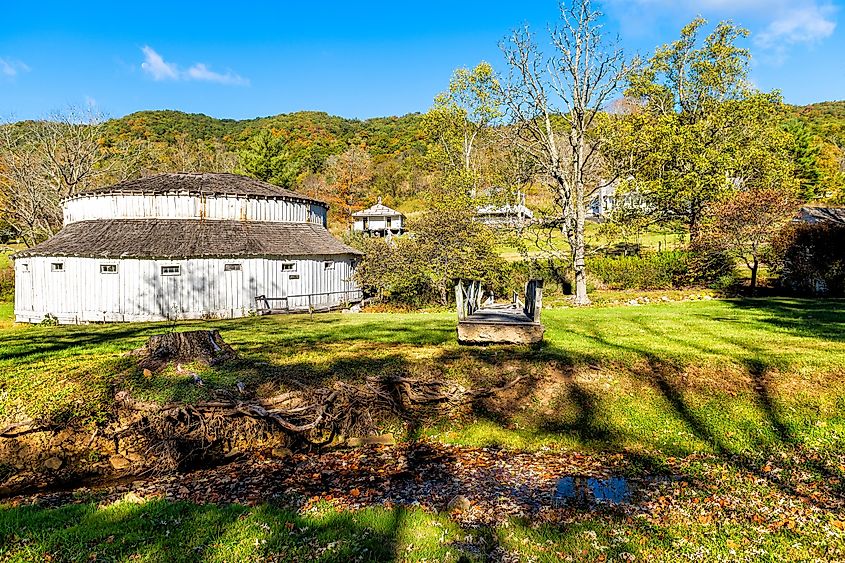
[793,101,845,147]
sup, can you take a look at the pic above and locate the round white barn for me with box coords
[12,173,363,324]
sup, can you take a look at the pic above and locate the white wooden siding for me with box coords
[63,194,327,226]
[14,256,359,324]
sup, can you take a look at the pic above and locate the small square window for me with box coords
[20,263,30,273]
[281,262,296,272]
[51,262,64,272]
[323,261,335,271]
[224,263,242,272]
[100,264,118,274]
[161,265,181,276]
[288,274,300,280]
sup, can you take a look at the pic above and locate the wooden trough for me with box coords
[456,279,545,345]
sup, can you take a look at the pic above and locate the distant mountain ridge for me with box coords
[103,109,428,158]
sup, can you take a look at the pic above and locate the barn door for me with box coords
[97,263,121,320]
[224,263,243,316]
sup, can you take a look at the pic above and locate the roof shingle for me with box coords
[75,173,325,204]
[14,219,362,259]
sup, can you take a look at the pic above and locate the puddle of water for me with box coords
[554,476,631,505]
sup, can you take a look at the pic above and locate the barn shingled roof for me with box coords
[75,172,325,204]
[14,220,362,259]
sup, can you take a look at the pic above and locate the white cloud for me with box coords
[0,57,30,78]
[140,46,248,86]
[604,0,837,60]
[186,63,248,86]
[140,46,178,80]
[754,4,837,47]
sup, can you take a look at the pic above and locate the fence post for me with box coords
[455,281,465,320]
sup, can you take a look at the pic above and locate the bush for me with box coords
[0,266,13,301]
[770,223,845,296]
[587,250,733,290]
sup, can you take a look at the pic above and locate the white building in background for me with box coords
[586,180,650,221]
[476,192,534,229]
[13,172,363,324]
[351,198,405,237]
[587,182,618,220]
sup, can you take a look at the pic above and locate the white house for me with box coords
[587,182,618,220]
[586,180,651,221]
[12,172,363,324]
[351,198,404,237]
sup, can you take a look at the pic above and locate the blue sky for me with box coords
[1,0,843,121]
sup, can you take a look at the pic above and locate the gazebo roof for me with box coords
[476,203,534,219]
[352,198,403,218]
[13,219,361,260]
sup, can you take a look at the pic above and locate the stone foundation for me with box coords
[457,321,545,345]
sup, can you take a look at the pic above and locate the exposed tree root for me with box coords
[1,331,524,476]
[111,374,523,473]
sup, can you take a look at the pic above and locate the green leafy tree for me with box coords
[412,201,502,305]
[424,62,502,192]
[623,18,796,239]
[236,129,301,188]
[784,119,823,201]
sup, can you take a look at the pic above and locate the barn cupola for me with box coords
[62,172,328,226]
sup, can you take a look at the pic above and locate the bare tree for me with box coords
[0,106,110,245]
[500,0,634,305]
[0,124,56,245]
[33,106,111,198]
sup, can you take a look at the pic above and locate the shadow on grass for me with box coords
[0,498,422,562]
[726,297,845,342]
[2,300,845,559]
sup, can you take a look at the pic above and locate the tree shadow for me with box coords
[726,297,845,343]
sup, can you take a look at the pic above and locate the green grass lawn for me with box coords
[1,297,844,561]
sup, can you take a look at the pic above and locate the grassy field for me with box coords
[1,298,844,561]
[496,223,688,261]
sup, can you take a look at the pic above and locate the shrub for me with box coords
[587,250,732,290]
[0,266,13,301]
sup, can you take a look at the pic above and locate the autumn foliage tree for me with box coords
[323,146,373,223]
[699,188,797,292]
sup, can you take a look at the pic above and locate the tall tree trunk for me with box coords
[749,257,758,295]
[572,134,591,306]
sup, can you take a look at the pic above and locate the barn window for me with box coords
[100,264,118,274]
[20,263,29,273]
[51,262,64,272]
[224,264,242,272]
[281,262,296,272]
[323,261,335,271]
[289,274,300,280]
[161,265,181,276]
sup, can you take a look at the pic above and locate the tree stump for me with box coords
[136,330,237,372]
